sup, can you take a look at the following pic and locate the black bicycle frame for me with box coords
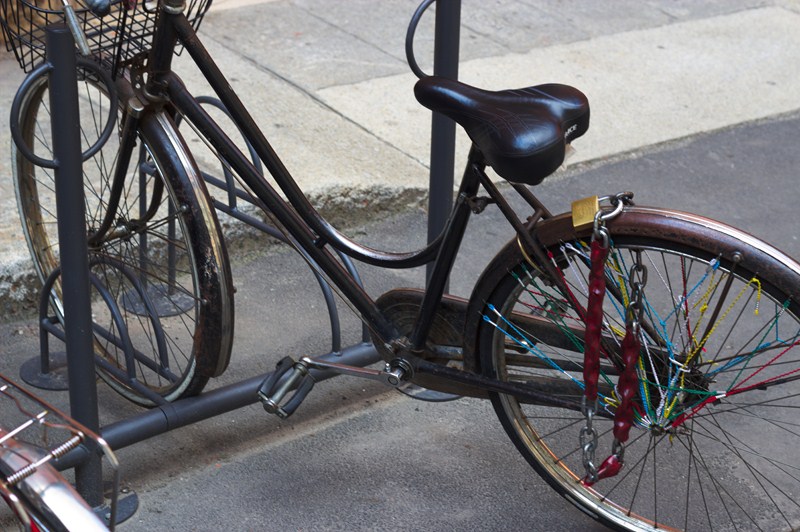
[129,1,579,409]
[141,2,476,345]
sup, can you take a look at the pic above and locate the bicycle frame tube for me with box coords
[163,72,396,342]
[409,161,480,349]
[138,7,489,350]
[81,0,608,413]
[169,15,444,269]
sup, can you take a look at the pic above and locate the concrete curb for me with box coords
[2,2,800,319]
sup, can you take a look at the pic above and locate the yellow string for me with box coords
[691,271,719,329]
[752,278,762,316]
[665,275,762,420]
[637,356,653,421]
[608,252,630,307]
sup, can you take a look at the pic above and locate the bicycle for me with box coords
[0,373,119,531]
[2,0,800,530]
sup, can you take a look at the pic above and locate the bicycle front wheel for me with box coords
[1,432,108,531]
[12,67,234,405]
[476,207,800,531]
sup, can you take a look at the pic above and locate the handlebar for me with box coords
[62,2,90,54]
[61,0,113,56]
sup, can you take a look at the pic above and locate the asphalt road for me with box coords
[1,111,799,530]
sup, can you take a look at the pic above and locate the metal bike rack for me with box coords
[426,0,461,286]
[13,0,462,522]
[38,24,102,508]
[12,23,138,524]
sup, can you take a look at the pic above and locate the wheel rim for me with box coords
[486,239,800,531]
[12,68,205,404]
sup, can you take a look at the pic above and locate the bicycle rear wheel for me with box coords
[12,66,234,405]
[475,207,800,531]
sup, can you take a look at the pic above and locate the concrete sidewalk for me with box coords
[2,1,800,530]
[2,0,800,313]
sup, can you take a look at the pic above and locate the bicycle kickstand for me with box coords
[257,356,412,418]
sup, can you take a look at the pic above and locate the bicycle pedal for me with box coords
[257,357,316,419]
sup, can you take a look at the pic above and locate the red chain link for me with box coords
[582,238,643,486]
[586,453,623,486]
[583,239,609,402]
[613,325,641,443]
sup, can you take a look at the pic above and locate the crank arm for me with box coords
[258,356,411,419]
[298,356,410,387]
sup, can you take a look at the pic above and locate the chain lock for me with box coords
[608,248,649,468]
[579,191,635,484]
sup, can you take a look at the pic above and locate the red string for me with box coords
[729,340,800,393]
[671,340,800,428]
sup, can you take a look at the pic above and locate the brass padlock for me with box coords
[571,195,600,231]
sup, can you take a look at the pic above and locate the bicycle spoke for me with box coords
[11,68,232,404]
[483,223,800,529]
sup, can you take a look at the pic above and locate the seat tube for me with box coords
[409,156,482,350]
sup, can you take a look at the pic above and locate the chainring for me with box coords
[372,288,474,401]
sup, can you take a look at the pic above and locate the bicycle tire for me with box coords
[12,67,234,405]
[473,206,800,531]
[1,431,108,531]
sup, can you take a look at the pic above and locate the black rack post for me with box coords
[46,24,104,507]
[426,0,461,285]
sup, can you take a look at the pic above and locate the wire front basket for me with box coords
[0,0,211,74]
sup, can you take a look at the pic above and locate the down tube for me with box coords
[163,74,399,343]
[171,14,444,268]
